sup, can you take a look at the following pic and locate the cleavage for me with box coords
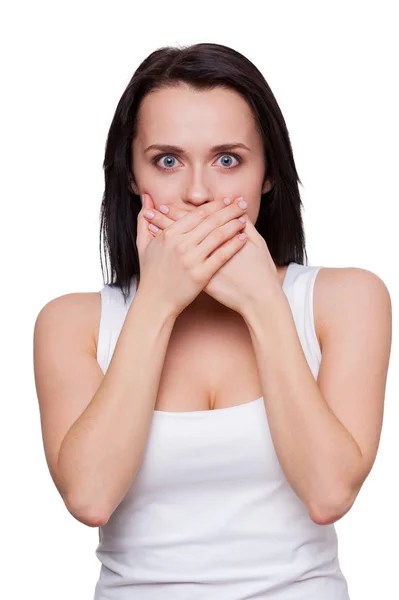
[154,308,262,412]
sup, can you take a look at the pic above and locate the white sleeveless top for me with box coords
[93,262,350,600]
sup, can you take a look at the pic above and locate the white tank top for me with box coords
[93,262,350,599]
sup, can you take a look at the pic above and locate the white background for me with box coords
[1,1,397,598]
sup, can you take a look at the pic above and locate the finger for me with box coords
[186,197,247,246]
[146,206,243,238]
[137,193,157,250]
[144,194,244,227]
[157,203,188,222]
[237,211,254,240]
[143,208,176,231]
[138,192,162,239]
[164,195,245,236]
[202,231,247,278]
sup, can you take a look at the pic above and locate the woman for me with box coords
[33,43,392,599]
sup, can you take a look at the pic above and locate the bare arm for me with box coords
[35,197,248,527]
[34,286,176,527]
[243,267,391,525]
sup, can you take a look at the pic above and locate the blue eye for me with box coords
[152,153,242,172]
[156,155,178,170]
[216,155,238,168]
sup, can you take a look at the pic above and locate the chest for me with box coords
[155,310,263,412]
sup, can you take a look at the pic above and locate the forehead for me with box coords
[136,85,258,143]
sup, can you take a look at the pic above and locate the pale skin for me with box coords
[33,83,392,527]
[130,84,392,523]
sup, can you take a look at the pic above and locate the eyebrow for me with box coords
[144,142,251,154]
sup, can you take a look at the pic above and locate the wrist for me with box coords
[242,286,289,328]
[133,282,179,324]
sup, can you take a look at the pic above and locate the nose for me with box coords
[184,196,212,209]
[182,169,213,209]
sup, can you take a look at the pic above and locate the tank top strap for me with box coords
[96,276,138,374]
[283,262,323,379]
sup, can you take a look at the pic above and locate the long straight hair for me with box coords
[99,42,308,303]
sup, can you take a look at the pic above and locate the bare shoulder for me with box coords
[35,290,102,355]
[313,265,391,352]
[310,265,392,503]
[33,290,104,504]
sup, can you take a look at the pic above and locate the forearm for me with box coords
[243,292,363,523]
[57,288,177,524]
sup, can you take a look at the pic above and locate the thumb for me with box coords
[136,193,156,257]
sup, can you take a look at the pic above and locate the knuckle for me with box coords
[212,228,224,244]
[176,241,187,255]
[197,207,207,220]
[181,256,192,271]
[210,213,222,227]
[191,270,203,285]
[218,249,229,263]
[163,227,174,240]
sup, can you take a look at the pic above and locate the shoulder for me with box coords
[34,291,102,355]
[313,266,392,350]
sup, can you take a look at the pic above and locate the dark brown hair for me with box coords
[99,42,307,303]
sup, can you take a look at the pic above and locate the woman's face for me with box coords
[130,84,273,224]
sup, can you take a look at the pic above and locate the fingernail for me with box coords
[238,216,246,223]
[223,198,231,205]
[159,205,169,214]
[238,199,247,209]
[148,223,159,232]
[144,210,155,219]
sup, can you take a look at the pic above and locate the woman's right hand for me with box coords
[135,193,248,318]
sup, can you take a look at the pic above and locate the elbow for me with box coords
[55,458,111,527]
[308,487,357,525]
[309,506,347,526]
[64,494,110,527]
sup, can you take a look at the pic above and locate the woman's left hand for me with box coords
[142,194,281,316]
